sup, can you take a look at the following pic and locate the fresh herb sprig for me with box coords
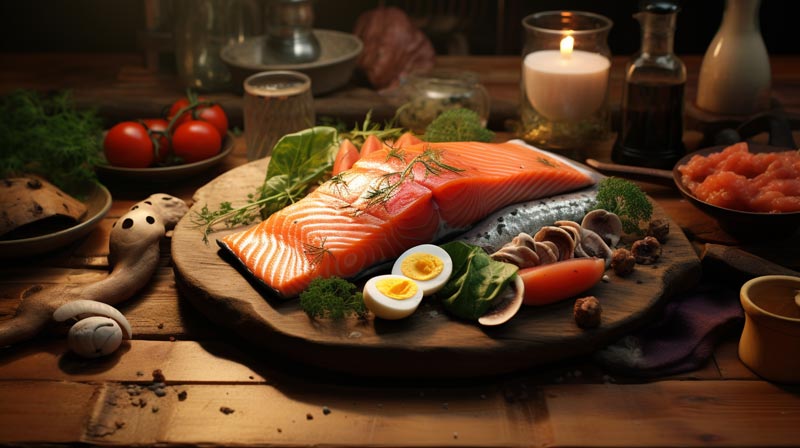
[193,114,404,243]
[359,147,464,212]
[0,89,103,195]
[299,276,367,319]
[593,177,653,234]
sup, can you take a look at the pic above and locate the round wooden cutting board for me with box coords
[172,158,702,378]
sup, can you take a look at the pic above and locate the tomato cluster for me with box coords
[103,96,228,168]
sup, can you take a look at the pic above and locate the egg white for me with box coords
[391,244,453,296]
[363,275,423,320]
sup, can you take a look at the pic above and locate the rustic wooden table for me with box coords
[1,54,799,447]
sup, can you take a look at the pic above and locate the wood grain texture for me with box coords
[171,158,702,378]
[544,381,800,447]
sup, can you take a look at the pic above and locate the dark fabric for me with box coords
[595,282,744,377]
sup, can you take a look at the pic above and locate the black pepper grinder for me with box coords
[612,1,686,169]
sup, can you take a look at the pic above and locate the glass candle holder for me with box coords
[519,11,613,150]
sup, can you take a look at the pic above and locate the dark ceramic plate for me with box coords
[672,143,800,241]
[97,134,234,183]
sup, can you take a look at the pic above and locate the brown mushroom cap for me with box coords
[534,226,575,261]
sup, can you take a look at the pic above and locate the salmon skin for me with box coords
[219,140,596,298]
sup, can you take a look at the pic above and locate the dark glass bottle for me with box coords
[612,1,686,169]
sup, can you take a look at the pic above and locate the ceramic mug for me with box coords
[738,275,800,383]
[243,70,315,160]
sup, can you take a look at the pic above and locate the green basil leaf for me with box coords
[437,241,518,320]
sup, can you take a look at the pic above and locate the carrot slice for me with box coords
[332,139,360,175]
[394,132,423,148]
[518,257,605,306]
[359,134,383,159]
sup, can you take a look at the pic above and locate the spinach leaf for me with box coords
[437,241,518,320]
[256,126,339,218]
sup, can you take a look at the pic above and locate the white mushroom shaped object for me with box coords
[53,300,132,358]
[581,209,623,248]
[0,193,183,350]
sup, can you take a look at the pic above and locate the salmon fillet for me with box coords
[220,140,595,298]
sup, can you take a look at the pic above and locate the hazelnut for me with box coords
[611,248,636,276]
[631,236,662,264]
[574,296,602,329]
[646,218,670,243]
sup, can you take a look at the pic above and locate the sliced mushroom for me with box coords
[478,275,524,327]
[533,226,575,261]
[555,220,588,258]
[579,228,614,268]
[491,244,541,268]
[582,209,623,248]
[491,233,541,268]
[534,241,560,265]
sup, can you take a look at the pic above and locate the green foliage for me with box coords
[192,126,340,242]
[593,177,654,234]
[0,89,103,195]
[299,276,367,319]
[424,108,494,143]
[436,241,518,320]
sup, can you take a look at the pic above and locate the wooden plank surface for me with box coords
[2,52,800,447]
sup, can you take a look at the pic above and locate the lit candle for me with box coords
[523,34,610,122]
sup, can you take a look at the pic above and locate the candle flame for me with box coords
[560,35,574,58]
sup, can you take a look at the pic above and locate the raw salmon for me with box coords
[220,140,595,298]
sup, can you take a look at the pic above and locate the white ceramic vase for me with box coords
[696,0,771,116]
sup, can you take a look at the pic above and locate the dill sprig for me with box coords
[299,276,367,320]
[358,147,464,213]
[0,89,103,196]
[303,237,334,266]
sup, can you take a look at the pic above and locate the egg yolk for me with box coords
[400,253,444,281]
[376,277,418,300]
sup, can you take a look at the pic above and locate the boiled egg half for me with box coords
[391,244,453,296]
[363,275,424,320]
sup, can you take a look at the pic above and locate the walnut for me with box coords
[611,248,636,276]
[646,218,670,243]
[631,236,662,264]
[574,296,602,329]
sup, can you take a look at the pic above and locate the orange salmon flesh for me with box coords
[220,141,595,298]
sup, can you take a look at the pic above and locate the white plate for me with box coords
[97,133,234,183]
[0,183,112,259]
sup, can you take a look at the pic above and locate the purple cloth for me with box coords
[595,282,744,377]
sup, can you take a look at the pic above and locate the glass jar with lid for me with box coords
[395,69,490,134]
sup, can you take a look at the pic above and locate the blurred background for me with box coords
[0,0,793,58]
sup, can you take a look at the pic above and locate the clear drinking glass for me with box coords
[519,11,613,150]
[243,71,315,160]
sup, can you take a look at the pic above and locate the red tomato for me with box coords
[171,120,222,164]
[359,134,383,159]
[168,97,228,138]
[518,257,605,306]
[332,139,360,175]
[103,121,155,168]
[394,132,423,148]
[141,118,170,163]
